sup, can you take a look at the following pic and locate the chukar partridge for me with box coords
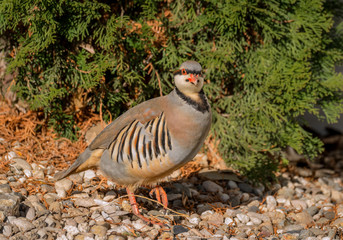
[55,60,212,224]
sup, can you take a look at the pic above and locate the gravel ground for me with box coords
[1,141,343,240]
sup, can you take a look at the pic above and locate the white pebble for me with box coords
[266,196,277,210]
[224,217,234,225]
[18,177,26,183]
[276,197,287,204]
[236,213,249,224]
[78,222,89,233]
[84,170,96,181]
[132,220,147,230]
[5,151,17,161]
[250,217,262,225]
[64,225,79,236]
[23,169,32,178]
[56,235,68,240]
[189,216,200,225]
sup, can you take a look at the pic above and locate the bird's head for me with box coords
[174,61,204,94]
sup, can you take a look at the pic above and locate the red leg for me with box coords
[126,188,165,226]
[149,186,168,209]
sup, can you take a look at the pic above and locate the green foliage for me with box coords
[1,0,343,182]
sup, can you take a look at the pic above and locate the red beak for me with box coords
[188,74,197,83]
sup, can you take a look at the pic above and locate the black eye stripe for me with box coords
[174,69,202,76]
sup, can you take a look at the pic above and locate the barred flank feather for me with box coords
[108,112,172,169]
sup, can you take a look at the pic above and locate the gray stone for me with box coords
[0,211,5,222]
[291,199,307,210]
[291,211,313,227]
[328,228,337,239]
[172,183,192,197]
[277,187,295,199]
[331,189,343,203]
[230,195,241,207]
[202,180,223,193]
[73,197,96,208]
[25,207,35,221]
[172,225,189,235]
[9,217,35,232]
[0,184,11,193]
[241,193,250,202]
[55,178,73,198]
[228,180,238,189]
[299,229,313,238]
[337,204,343,217]
[238,183,253,193]
[2,225,12,237]
[44,193,59,205]
[49,201,62,212]
[284,224,304,233]
[220,193,230,202]
[306,206,319,216]
[247,212,270,222]
[12,158,32,171]
[323,211,335,220]
[248,205,259,213]
[331,217,343,227]
[167,193,182,201]
[37,228,48,238]
[310,228,325,236]
[41,184,55,193]
[45,215,57,227]
[0,193,20,216]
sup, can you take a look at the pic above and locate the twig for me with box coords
[119,194,189,219]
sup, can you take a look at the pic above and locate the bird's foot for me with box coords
[149,186,168,209]
[126,188,166,226]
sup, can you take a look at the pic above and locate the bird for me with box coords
[54,60,212,224]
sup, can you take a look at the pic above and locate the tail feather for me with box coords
[54,148,104,180]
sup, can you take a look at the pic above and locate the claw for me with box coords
[149,186,168,209]
[126,188,165,226]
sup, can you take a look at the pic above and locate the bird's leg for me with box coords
[149,186,168,209]
[126,188,164,226]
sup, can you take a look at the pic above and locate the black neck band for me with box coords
[175,87,210,113]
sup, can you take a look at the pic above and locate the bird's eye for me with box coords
[186,79,189,82]
[181,69,187,75]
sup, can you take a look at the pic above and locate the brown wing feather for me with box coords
[89,96,166,150]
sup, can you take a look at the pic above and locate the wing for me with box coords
[107,112,173,169]
[89,96,166,150]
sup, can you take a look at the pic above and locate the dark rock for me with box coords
[238,183,253,193]
[172,225,189,235]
